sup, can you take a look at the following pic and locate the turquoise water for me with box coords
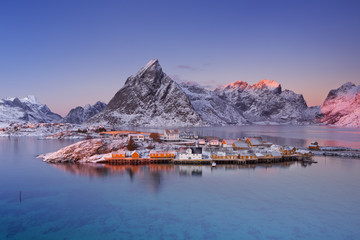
[1,135,360,239]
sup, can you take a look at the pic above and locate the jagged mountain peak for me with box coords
[319,82,360,127]
[217,80,249,91]
[63,101,106,124]
[324,82,359,103]
[252,79,281,92]
[125,59,164,86]
[21,95,40,105]
[88,59,203,126]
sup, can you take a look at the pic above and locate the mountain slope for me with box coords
[88,59,204,126]
[215,79,309,124]
[179,82,248,125]
[0,95,62,123]
[63,101,106,124]
[319,82,360,127]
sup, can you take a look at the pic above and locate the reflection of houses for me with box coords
[178,166,202,176]
[309,141,320,150]
[150,150,175,158]
[178,147,202,160]
[222,139,238,148]
[164,129,180,141]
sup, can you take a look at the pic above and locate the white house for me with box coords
[164,129,180,141]
[208,139,220,147]
[128,134,145,142]
[178,147,202,160]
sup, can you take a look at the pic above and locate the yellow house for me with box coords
[150,150,175,158]
[112,150,126,158]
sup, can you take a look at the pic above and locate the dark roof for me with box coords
[191,147,202,154]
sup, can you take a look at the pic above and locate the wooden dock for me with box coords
[99,157,172,165]
[99,155,303,165]
[173,155,299,165]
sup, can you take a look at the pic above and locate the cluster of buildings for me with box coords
[106,130,313,163]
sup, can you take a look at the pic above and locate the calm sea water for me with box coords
[1,126,360,239]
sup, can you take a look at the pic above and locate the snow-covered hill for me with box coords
[179,82,248,125]
[0,95,62,124]
[215,79,309,124]
[63,101,106,124]
[88,59,204,126]
[320,82,360,127]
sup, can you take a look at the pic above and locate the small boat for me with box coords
[211,162,216,167]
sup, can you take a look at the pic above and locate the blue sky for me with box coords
[1,0,359,116]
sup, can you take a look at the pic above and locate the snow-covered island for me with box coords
[38,130,318,164]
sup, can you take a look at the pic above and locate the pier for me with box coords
[99,155,303,166]
[99,157,172,165]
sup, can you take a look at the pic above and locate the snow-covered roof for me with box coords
[223,139,238,145]
[234,141,249,148]
[247,137,263,146]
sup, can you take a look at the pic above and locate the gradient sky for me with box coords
[1,0,359,116]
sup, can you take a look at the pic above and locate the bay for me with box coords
[0,125,360,239]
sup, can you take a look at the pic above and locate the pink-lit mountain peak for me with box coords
[320,82,360,127]
[219,79,281,92]
[252,79,280,90]
[223,80,249,90]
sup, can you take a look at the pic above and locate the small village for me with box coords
[99,129,315,166]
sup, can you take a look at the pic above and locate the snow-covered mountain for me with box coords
[179,82,248,125]
[319,82,360,127]
[215,80,309,124]
[88,59,204,126]
[0,95,62,123]
[63,101,107,124]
